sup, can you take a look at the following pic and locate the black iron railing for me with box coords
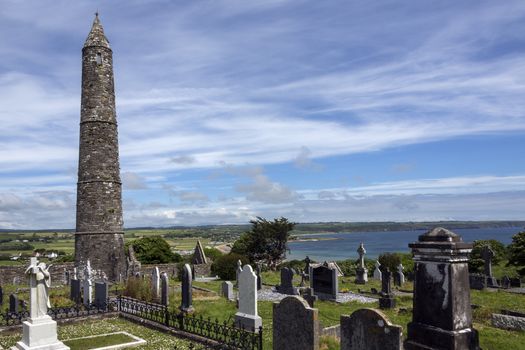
[119,296,263,350]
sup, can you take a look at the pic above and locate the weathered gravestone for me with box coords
[70,279,81,304]
[273,296,319,350]
[94,282,108,308]
[161,272,169,306]
[379,268,395,309]
[501,276,510,289]
[310,262,338,301]
[235,260,243,287]
[277,267,297,295]
[235,265,262,331]
[469,273,486,290]
[304,256,311,281]
[405,227,480,350]
[355,242,368,284]
[341,308,402,350]
[9,294,19,313]
[393,264,405,287]
[82,260,93,306]
[180,264,194,313]
[373,261,382,281]
[481,245,498,287]
[256,264,262,291]
[152,266,160,301]
[300,287,318,308]
[222,281,235,301]
[510,277,522,288]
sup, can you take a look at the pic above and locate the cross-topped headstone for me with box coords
[303,256,311,279]
[481,245,494,277]
[300,287,318,308]
[357,242,366,268]
[379,268,395,309]
[373,260,382,280]
[355,242,368,284]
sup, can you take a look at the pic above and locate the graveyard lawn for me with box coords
[0,318,193,350]
[63,332,137,349]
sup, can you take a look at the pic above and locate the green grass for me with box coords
[64,332,135,350]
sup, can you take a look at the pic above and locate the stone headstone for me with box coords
[379,268,395,309]
[469,273,487,290]
[235,260,243,287]
[180,264,194,313]
[481,245,494,277]
[235,265,262,331]
[221,281,235,301]
[82,278,93,306]
[310,262,338,300]
[373,261,382,281]
[277,267,297,295]
[341,308,402,350]
[192,240,208,265]
[152,267,160,301]
[510,277,522,288]
[393,264,405,287]
[94,282,108,308]
[355,242,368,284]
[70,279,81,304]
[405,227,480,350]
[9,294,19,313]
[161,272,169,306]
[304,256,311,280]
[256,264,262,290]
[300,287,318,308]
[501,276,510,289]
[273,296,319,350]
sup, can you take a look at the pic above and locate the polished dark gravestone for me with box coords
[510,277,522,288]
[180,264,194,313]
[405,227,480,350]
[161,272,169,306]
[379,268,395,309]
[70,279,81,304]
[9,294,18,313]
[94,282,108,308]
[273,296,319,350]
[277,267,297,295]
[341,308,402,350]
[310,263,338,300]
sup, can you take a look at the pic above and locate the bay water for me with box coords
[286,227,522,261]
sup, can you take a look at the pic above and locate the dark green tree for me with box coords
[468,239,506,273]
[211,253,249,280]
[232,217,296,269]
[507,231,525,276]
[127,236,182,264]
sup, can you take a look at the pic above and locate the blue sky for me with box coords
[1,1,525,229]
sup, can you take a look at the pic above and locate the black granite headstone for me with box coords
[501,276,510,289]
[379,268,395,309]
[510,277,522,288]
[94,282,108,308]
[180,264,194,313]
[9,294,18,313]
[311,263,338,300]
[469,273,487,290]
[70,279,81,304]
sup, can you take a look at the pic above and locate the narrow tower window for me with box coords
[96,52,102,65]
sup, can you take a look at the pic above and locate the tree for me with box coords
[211,253,249,280]
[127,236,182,264]
[378,253,401,273]
[468,239,506,273]
[232,217,295,269]
[507,231,525,276]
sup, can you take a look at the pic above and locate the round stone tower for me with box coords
[74,14,125,281]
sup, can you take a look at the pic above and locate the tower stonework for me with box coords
[74,14,125,281]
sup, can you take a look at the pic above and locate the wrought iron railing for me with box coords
[119,296,263,350]
[0,300,118,327]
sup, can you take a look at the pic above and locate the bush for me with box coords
[123,276,153,302]
[378,253,401,273]
[211,253,249,280]
[203,247,223,262]
[127,236,182,264]
[55,254,75,263]
[278,259,305,273]
[507,231,525,276]
[0,242,34,251]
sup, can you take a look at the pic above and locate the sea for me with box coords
[286,227,522,261]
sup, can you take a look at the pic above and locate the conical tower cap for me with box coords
[84,13,110,49]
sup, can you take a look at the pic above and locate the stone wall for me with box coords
[0,263,74,285]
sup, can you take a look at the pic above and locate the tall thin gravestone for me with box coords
[373,261,382,281]
[161,272,169,306]
[394,264,405,287]
[70,279,81,304]
[341,308,402,350]
[94,282,108,309]
[379,268,395,309]
[235,265,262,331]
[355,242,368,284]
[481,245,498,287]
[152,267,160,302]
[405,227,480,350]
[180,264,194,313]
[235,260,242,287]
[9,294,19,313]
[256,264,262,290]
[273,296,319,350]
[82,261,93,306]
